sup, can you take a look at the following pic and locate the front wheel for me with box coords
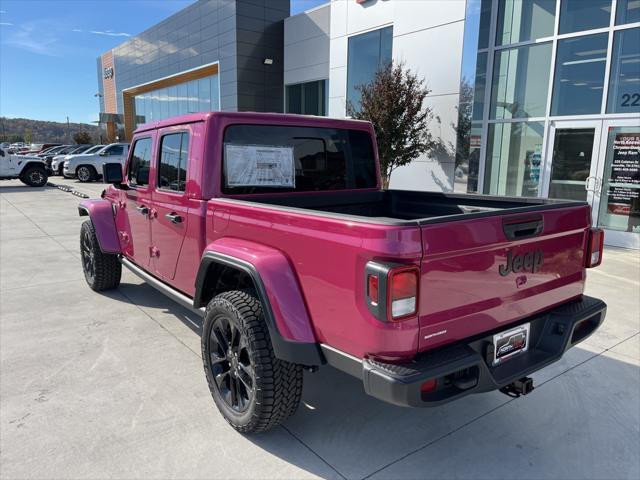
[202,290,303,433]
[80,220,121,291]
[20,165,48,187]
[76,165,96,183]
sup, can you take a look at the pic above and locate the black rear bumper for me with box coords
[347,295,606,407]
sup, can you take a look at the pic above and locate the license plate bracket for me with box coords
[492,323,530,366]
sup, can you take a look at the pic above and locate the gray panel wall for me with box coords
[99,0,289,114]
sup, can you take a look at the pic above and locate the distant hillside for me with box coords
[0,117,101,144]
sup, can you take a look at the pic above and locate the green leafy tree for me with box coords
[24,129,33,144]
[347,62,435,189]
[73,131,93,145]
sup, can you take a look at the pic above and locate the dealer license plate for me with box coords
[492,323,530,366]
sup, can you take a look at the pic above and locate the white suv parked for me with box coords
[51,145,104,176]
[63,143,129,182]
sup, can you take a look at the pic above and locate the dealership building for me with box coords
[97,0,639,249]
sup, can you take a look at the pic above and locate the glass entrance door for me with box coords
[543,120,602,206]
[593,121,640,249]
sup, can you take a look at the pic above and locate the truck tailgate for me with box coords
[418,205,591,352]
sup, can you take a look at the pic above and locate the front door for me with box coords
[120,136,154,266]
[592,121,640,249]
[544,119,640,249]
[543,120,602,206]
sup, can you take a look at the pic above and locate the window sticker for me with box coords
[224,144,295,188]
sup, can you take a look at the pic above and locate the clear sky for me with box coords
[0,0,327,125]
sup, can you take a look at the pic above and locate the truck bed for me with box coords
[211,189,591,358]
[221,189,585,225]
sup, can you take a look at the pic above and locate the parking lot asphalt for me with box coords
[1,177,639,480]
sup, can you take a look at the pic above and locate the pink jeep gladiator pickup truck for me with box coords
[78,112,606,433]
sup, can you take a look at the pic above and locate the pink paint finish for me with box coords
[79,199,121,254]
[90,111,599,364]
[206,199,424,359]
[417,205,592,352]
[204,237,316,343]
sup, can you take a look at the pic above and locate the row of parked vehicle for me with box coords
[0,142,130,187]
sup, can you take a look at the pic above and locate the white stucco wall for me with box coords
[286,0,467,193]
[284,3,331,87]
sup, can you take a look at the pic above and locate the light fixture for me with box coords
[263,58,273,65]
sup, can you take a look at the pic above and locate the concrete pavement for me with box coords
[1,178,639,480]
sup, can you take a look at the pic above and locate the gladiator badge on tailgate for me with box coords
[499,250,544,276]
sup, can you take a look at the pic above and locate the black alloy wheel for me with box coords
[81,226,96,284]
[209,314,255,412]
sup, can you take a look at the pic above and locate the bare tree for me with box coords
[347,62,435,189]
[73,131,93,145]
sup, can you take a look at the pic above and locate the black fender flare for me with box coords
[195,251,324,367]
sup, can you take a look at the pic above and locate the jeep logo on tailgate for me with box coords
[499,250,544,276]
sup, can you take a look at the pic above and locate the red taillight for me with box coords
[586,228,604,268]
[388,267,418,321]
[367,274,379,305]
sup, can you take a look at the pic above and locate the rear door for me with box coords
[149,128,191,281]
[119,137,154,266]
[417,205,591,352]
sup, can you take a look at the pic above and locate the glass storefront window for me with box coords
[496,0,555,45]
[490,42,552,119]
[616,0,640,24]
[485,121,544,196]
[551,33,608,116]
[597,127,640,232]
[168,85,178,118]
[559,0,612,34]
[472,52,488,121]
[286,80,326,116]
[607,28,640,114]
[132,74,220,124]
[346,26,393,112]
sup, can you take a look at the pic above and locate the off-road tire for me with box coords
[77,165,97,183]
[202,290,303,433]
[19,165,48,187]
[80,220,121,291]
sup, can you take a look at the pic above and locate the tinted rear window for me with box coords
[222,125,377,194]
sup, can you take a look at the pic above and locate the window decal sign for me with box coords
[605,133,639,226]
[224,144,295,188]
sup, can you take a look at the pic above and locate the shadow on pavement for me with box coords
[97,279,640,480]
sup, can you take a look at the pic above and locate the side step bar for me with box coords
[120,256,205,317]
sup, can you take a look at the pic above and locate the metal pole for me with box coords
[66,116,70,143]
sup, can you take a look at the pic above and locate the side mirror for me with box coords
[102,162,125,188]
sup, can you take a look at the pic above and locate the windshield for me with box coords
[70,145,90,154]
[83,145,104,154]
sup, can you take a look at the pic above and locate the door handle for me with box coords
[585,176,597,191]
[136,205,149,215]
[165,212,183,224]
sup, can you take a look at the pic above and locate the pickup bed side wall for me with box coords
[206,200,424,360]
[78,199,121,254]
[195,237,323,365]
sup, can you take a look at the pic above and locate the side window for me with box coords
[108,145,124,156]
[158,132,189,192]
[127,138,152,187]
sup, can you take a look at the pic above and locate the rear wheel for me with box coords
[202,290,303,433]
[80,220,121,291]
[77,165,96,183]
[20,165,48,187]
